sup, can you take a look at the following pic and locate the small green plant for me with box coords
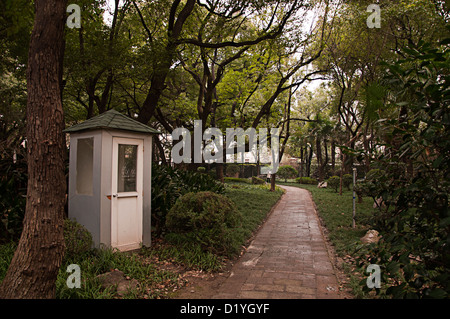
[63,218,94,263]
[327,176,340,192]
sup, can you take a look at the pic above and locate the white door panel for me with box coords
[111,137,143,251]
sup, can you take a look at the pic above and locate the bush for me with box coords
[151,163,225,236]
[342,174,353,190]
[295,177,317,185]
[251,176,265,185]
[165,191,242,256]
[63,218,93,263]
[277,165,298,182]
[355,39,450,298]
[327,176,340,192]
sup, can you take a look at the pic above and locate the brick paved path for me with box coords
[212,185,343,299]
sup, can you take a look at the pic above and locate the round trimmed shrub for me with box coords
[327,176,340,192]
[165,192,242,256]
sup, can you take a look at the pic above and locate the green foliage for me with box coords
[327,176,340,192]
[342,174,353,191]
[357,36,450,299]
[63,218,94,264]
[276,165,298,182]
[147,239,224,272]
[295,176,318,185]
[224,177,251,184]
[151,163,225,236]
[356,169,387,203]
[366,169,385,181]
[251,176,265,184]
[55,246,179,299]
[165,191,242,257]
[225,164,240,176]
[0,157,27,243]
[196,166,206,173]
[0,241,16,283]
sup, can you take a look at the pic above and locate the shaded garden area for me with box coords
[1,0,449,299]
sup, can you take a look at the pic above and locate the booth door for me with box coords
[111,137,143,251]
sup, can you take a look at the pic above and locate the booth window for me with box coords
[117,144,137,192]
[76,138,94,195]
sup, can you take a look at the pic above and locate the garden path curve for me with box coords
[210,185,344,299]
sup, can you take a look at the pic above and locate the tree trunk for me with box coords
[216,163,224,183]
[331,139,336,172]
[316,137,323,182]
[299,146,304,179]
[0,0,67,299]
[270,174,276,192]
[306,145,313,177]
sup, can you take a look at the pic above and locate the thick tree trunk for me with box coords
[0,0,67,299]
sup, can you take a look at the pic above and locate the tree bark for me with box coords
[270,174,276,192]
[0,0,67,299]
[316,137,323,181]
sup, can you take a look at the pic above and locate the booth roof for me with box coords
[64,109,160,134]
